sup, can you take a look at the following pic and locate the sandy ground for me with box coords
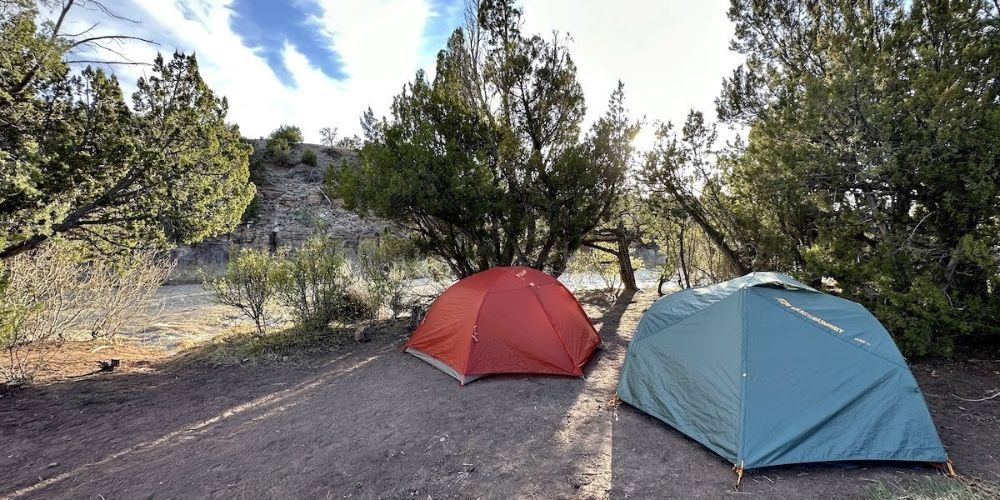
[1,291,998,499]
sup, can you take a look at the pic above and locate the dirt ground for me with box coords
[1,291,998,499]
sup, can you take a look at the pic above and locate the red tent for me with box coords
[405,266,601,384]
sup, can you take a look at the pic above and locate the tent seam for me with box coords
[746,288,906,369]
[529,284,580,374]
[737,288,749,467]
[466,268,514,376]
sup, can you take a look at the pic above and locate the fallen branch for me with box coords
[951,390,1000,402]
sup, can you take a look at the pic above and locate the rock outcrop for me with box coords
[171,143,384,268]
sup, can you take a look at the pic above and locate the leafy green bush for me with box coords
[273,237,351,328]
[270,124,303,144]
[264,125,303,167]
[204,235,433,341]
[206,248,278,337]
[240,193,262,223]
[0,274,33,383]
[354,236,421,323]
[300,148,318,167]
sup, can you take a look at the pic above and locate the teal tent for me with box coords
[617,272,947,471]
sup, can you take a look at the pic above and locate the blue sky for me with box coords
[228,0,349,85]
[59,0,741,146]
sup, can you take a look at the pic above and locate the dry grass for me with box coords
[174,317,413,366]
[164,263,225,285]
[867,476,1000,500]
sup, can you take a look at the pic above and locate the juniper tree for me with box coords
[717,0,1000,356]
[335,0,633,277]
[0,1,253,258]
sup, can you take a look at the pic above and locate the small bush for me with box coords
[273,237,351,328]
[334,135,363,150]
[301,148,317,167]
[0,275,34,383]
[354,236,421,323]
[265,137,293,166]
[265,125,303,167]
[269,124,303,144]
[336,284,379,323]
[206,248,278,337]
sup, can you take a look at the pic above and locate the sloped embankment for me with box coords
[170,143,384,269]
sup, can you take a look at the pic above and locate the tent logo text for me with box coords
[776,297,845,334]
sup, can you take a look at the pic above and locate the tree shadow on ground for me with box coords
[0,319,413,498]
[0,292,640,499]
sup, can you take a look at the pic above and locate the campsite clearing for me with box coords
[1,290,998,499]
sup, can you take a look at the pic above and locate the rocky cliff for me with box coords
[171,143,384,268]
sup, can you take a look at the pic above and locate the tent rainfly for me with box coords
[617,272,949,481]
[406,266,600,384]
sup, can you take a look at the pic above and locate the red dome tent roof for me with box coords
[405,266,601,384]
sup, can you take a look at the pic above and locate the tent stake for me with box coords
[733,465,745,490]
[946,459,957,478]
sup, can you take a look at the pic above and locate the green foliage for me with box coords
[354,236,421,322]
[640,112,755,285]
[270,124,303,144]
[240,193,263,224]
[300,148,318,167]
[0,2,254,259]
[207,236,423,338]
[334,1,634,277]
[0,270,33,383]
[240,140,266,223]
[334,135,362,150]
[567,249,642,296]
[273,237,352,328]
[704,0,1000,356]
[264,125,303,167]
[206,248,279,337]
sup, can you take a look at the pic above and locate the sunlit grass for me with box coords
[176,317,412,366]
[867,476,1000,500]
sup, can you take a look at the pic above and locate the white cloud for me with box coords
[56,0,742,148]
[520,0,743,148]
[58,0,433,143]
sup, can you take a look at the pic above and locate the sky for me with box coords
[59,0,742,148]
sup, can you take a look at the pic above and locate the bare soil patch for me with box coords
[1,291,997,499]
[8,341,170,385]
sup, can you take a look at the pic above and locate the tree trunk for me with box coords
[616,221,638,292]
[657,273,668,296]
[672,193,750,276]
[678,226,691,289]
[0,234,49,259]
